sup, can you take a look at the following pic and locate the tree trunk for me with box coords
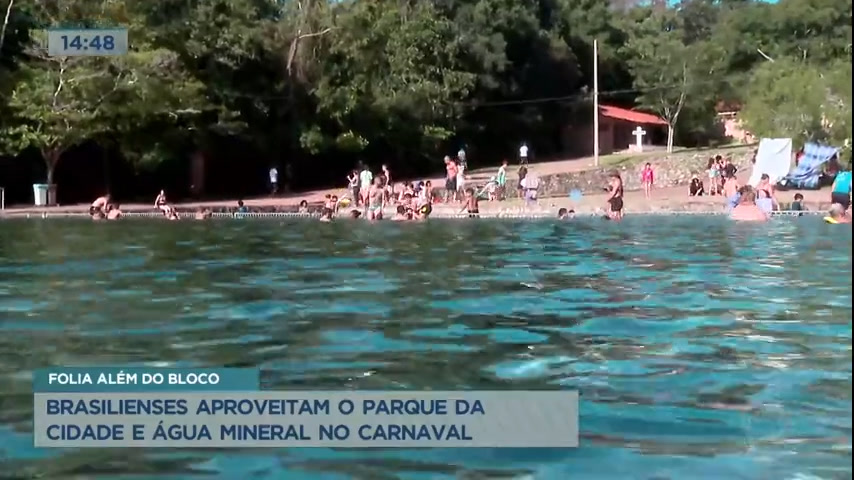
[666,124,675,153]
[43,148,62,205]
[45,152,59,185]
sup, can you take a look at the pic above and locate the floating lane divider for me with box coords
[3,210,827,219]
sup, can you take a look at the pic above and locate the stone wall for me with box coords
[434,149,753,199]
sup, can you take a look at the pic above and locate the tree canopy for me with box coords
[0,0,851,198]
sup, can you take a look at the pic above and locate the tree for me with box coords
[740,57,852,152]
[0,0,209,197]
[620,7,723,152]
[308,0,476,168]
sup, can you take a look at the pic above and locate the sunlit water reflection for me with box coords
[0,216,850,479]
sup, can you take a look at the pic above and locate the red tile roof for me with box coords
[599,105,668,125]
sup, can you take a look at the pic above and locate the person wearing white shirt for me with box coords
[269,166,279,195]
[456,159,466,194]
[457,147,467,168]
[519,143,529,165]
[359,166,373,206]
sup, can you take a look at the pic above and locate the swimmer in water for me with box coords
[194,208,212,220]
[349,209,362,219]
[730,186,768,222]
[106,203,123,220]
[319,207,334,222]
[90,194,110,216]
[825,203,851,224]
[392,205,410,221]
[557,208,575,219]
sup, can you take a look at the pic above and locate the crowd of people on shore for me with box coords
[85,146,851,225]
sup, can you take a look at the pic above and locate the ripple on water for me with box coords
[0,216,850,479]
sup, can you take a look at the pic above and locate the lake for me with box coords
[0,216,850,479]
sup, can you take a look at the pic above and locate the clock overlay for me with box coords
[47,28,128,57]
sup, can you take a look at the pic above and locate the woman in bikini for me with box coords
[606,171,624,221]
[154,190,173,217]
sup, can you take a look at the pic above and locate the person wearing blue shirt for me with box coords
[831,168,851,210]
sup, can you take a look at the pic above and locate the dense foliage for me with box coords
[0,0,851,196]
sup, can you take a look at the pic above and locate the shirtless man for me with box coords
[90,194,110,216]
[106,203,123,220]
[459,188,479,218]
[366,176,385,221]
[730,186,768,222]
[723,174,740,210]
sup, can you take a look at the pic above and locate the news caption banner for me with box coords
[34,368,579,448]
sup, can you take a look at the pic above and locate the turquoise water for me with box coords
[0,216,850,479]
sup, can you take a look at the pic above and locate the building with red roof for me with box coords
[562,105,669,156]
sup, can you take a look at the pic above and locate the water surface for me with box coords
[0,217,851,479]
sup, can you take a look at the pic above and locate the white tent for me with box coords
[749,138,792,186]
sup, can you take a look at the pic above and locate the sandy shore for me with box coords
[1,183,837,218]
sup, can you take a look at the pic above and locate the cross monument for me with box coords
[632,126,646,152]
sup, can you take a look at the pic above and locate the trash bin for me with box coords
[33,183,49,206]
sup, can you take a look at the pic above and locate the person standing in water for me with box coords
[606,171,624,221]
[459,188,479,218]
[366,176,385,220]
[730,186,768,222]
[359,164,373,207]
[381,164,393,202]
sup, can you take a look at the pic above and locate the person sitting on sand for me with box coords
[730,186,768,222]
[825,203,851,224]
[90,194,110,215]
[297,200,309,214]
[106,203,122,220]
[154,190,171,214]
[689,176,704,196]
